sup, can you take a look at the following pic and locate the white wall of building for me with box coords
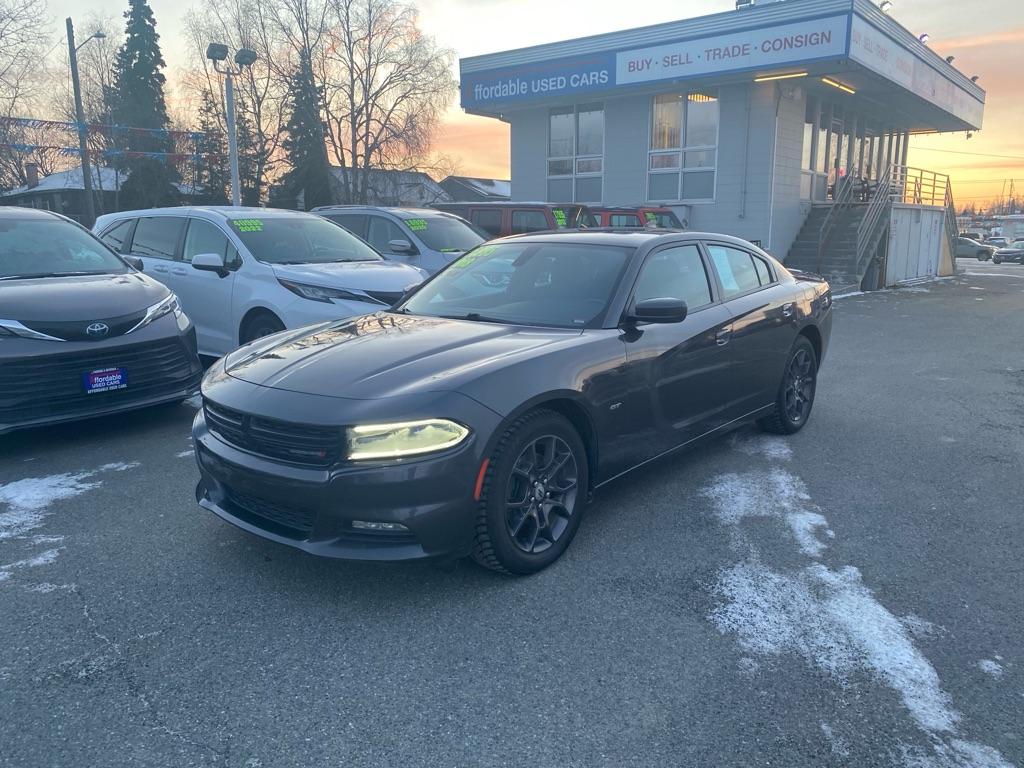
[506,81,813,257]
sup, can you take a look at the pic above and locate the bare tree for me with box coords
[0,0,53,189]
[321,0,456,203]
[181,0,290,203]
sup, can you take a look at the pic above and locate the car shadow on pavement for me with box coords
[0,401,196,461]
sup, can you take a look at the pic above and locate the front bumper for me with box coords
[192,379,503,562]
[0,320,201,435]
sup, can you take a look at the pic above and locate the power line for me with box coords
[910,146,1024,161]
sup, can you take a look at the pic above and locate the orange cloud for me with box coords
[938,26,1024,51]
[432,108,511,179]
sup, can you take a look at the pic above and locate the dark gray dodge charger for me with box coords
[194,230,832,574]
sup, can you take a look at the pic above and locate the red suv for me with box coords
[589,206,685,229]
[433,202,595,238]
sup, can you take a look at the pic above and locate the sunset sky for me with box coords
[53,0,1024,208]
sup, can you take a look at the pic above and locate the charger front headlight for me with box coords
[346,419,470,460]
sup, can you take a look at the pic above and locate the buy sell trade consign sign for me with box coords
[461,15,849,109]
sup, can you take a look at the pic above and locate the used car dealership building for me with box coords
[459,0,985,290]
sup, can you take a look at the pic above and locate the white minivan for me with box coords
[93,207,427,358]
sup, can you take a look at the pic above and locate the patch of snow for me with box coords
[820,722,850,758]
[964,271,1024,279]
[787,510,832,557]
[185,394,202,409]
[900,739,1015,768]
[968,286,984,290]
[977,660,1003,679]
[0,472,102,539]
[712,561,960,733]
[0,570,9,582]
[737,656,760,675]
[98,461,140,472]
[730,433,793,461]
[25,582,76,594]
[176,449,195,458]
[701,470,831,557]
[704,449,1013,768]
[833,290,865,300]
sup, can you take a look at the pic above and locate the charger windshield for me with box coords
[399,242,632,328]
[230,216,382,265]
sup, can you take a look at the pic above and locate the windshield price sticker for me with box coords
[233,218,264,232]
[644,211,658,222]
[552,209,567,227]
[405,219,428,231]
[452,245,495,269]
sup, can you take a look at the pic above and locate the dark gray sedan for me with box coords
[992,239,1024,265]
[193,230,832,574]
[0,208,202,434]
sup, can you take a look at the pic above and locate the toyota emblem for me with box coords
[85,322,109,338]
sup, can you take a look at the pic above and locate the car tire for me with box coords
[757,336,818,435]
[993,257,1002,264]
[977,251,988,261]
[471,410,588,576]
[240,311,285,344]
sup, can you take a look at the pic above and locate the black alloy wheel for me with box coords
[472,410,588,575]
[241,312,285,344]
[758,336,818,435]
[504,434,579,555]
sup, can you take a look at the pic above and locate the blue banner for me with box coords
[461,51,617,109]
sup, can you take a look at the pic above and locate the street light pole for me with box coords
[223,70,241,207]
[208,44,257,207]
[66,18,95,226]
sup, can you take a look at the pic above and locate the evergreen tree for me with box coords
[277,56,332,210]
[108,0,170,150]
[106,0,177,208]
[194,89,228,204]
[234,98,261,206]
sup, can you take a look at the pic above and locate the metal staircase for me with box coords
[785,168,894,293]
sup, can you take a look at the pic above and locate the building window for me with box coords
[648,92,718,202]
[547,103,603,203]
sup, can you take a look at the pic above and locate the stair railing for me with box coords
[816,174,854,275]
[853,164,894,280]
[943,181,959,262]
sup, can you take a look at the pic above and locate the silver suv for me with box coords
[312,206,485,274]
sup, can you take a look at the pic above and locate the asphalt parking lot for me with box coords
[2,260,1022,768]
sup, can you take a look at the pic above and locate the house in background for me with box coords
[327,168,451,207]
[440,175,511,202]
[0,163,206,225]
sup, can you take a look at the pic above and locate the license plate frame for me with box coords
[83,367,128,394]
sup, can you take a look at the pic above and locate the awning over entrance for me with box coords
[460,0,984,133]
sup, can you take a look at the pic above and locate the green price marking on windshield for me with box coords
[644,211,658,222]
[552,209,567,227]
[452,245,495,268]
[232,218,264,232]
[405,218,428,231]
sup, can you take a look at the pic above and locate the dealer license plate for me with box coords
[83,367,128,394]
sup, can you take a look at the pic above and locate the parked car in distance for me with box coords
[312,206,484,274]
[433,201,596,238]
[193,230,832,575]
[985,236,1009,248]
[93,207,427,358]
[992,239,1024,265]
[0,207,202,435]
[955,236,995,261]
[589,206,686,229]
